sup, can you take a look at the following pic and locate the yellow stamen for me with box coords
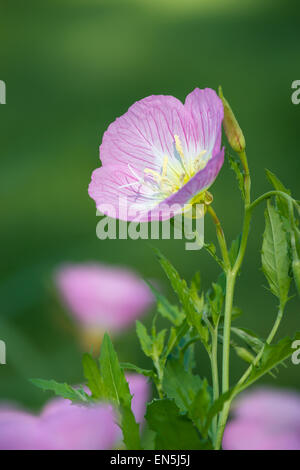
[162,156,168,178]
[174,135,185,160]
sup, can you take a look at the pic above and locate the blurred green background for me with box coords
[0,0,299,410]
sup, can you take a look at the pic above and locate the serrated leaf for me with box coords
[262,201,291,306]
[145,399,209,450]
[153,248,208,346]
[145,281,184,326]
[99,334,142,450]
[30,379,89,403]
[99,333,132,407]
[228,154,245,199]
[265,169,291,221]
[163,358,203,413]
[163,359,211,436]
[239,332,300,391]
[121,362,155,379]
[136,321,153,358]
[82,353,103,399]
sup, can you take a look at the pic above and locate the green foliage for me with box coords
[30,379,90,403]
[228,153,245,199]
[153,248,209,348]
[266,169,291,222]
[120,363,156,379]
[82,353,103,399]
[145,281,185,326]
[239,332,300,391]
[229,234,242,266]
[231,327,264,354]
[32,334,142,450]
[145,399,210,450]
[262,201,291,307]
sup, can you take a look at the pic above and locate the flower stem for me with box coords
[214,150,252,450]
[249,190,295,212]
[210,326,220,443]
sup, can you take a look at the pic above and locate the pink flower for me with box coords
[89,88,224,221]
[55,263,153,332]
[223,388,300,450]
[0,374,149,450]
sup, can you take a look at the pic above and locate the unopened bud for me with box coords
[235,346,255,364]
[219,86,246,153]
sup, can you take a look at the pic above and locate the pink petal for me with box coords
[184,88,223,158]
[100,95,193,174]
[55,263,153,330]
[223,420,300,451]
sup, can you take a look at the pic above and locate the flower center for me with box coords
[120,135,211,205]
[143,135,210,199]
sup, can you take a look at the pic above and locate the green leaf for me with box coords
[163,320,190,360]
[231,327,264,354]
[136,321,153,358]
[154,329,167,357]
[121,362,155,379]
[145,399,209,450]
[265,169,291,221]
[30,379,89,403]
[163,358,202,412]
[207,282,224,326]
[240,332,300,391]
[262,201,291,306]
[99,333,131,407]
[145,281,184,326]
[120,405,143,451]
[204,390,233,436]
[229,234,242,266]
[189,380,212,436]
[99,334,142,450]
[82,353,103,399]
[163,358,211,436]
[228,153,245,199]
[153,248,208,346]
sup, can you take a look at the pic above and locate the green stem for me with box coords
[215,304,285,449]
[221,271,236,394]
[211,326,220,443]
[215,150,252,450]
[249,190,295,212]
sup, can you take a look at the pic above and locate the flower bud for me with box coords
[292,258,300,296]
[234,346,255,364]
[218,86,246,153]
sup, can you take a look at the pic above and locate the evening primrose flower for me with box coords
[55,263,153,334]
[88,88,224,221]
[223,388,300,450]
[0,374,149,450]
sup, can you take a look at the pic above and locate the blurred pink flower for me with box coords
[55,263,153,332]
[223,387,300,450]
[0,374,149,450]
[88,88,224,222]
